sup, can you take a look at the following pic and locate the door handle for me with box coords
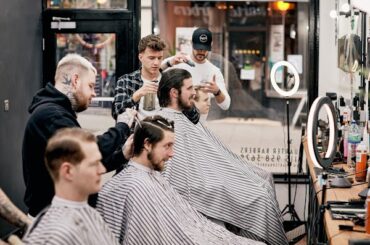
[52,17,71,21]
[51,16,76,30]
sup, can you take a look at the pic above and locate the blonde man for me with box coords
[22,53,134,217]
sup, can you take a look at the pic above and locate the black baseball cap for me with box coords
[192,28,212,51]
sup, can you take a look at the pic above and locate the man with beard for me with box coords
[162,27,230,118]
[112,34,199,124]
[96,115,264,245]
[23,128,119,245]
[22,53,134,217]
[156,68,288,245]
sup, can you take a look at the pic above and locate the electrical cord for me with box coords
[302,174,309,241]
[307,170,368,243]
[315,181,367,196]
[307,179,319,243]
[292,158,300,214]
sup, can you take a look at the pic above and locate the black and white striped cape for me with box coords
[22,196,118,245]
[96,162,266,245]
[157,108,288,245]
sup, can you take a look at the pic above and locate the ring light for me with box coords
[307,97,338,169]
[270,61,300,97]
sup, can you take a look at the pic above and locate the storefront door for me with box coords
[42,6,139,108]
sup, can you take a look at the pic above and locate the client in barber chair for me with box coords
[156,68,288,245]
[97,115,265,245]
[22,128,118,245]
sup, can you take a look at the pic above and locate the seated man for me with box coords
[156,68,288,245]
[22,128,118,245]
[96,116,265,245]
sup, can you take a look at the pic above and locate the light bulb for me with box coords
[341,3,350,13]
[329,9,337,19]
[276,1,290,12]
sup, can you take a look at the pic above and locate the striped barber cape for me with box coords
[22,196,118,245]
[96,162,265,245]
[157,108,288,245]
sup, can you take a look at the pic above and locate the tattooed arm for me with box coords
[0,239,8,245]
[0,188,31,228]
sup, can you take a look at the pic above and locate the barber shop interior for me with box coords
[3,0,370,244]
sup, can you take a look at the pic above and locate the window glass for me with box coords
[46,0,127,9]
[56,33,116,108]
[154,0,309,174]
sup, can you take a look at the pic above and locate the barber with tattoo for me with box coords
[22,54,135,218]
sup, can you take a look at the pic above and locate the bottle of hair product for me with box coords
[342,105,351,125]
[348,120,361,169]
[343,123,349,162]
[355,141,367,182]
[143,80,158,111]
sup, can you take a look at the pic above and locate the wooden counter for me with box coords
[303,137,370,244]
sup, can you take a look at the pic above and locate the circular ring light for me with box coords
[270,61,300,97]
[307,96,338,169]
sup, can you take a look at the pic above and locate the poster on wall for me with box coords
[269,25,285,83]
[287,54,303,74]
[175,27,196,56]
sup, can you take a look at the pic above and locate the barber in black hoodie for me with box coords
[22,53,135,217]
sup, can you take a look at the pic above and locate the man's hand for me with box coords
[170,53,189,66]
[116,108,137,128]
[201,75,219,95]
[7,235,23,245]
[132,82,158,103]
[122,134,134,160]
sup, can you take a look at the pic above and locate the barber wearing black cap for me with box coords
[163,28,230,119]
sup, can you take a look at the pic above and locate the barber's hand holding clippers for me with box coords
[116,108,138,128]
[118,107,143,159]
[169,53,195,67]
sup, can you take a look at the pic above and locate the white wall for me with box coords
[319,0,362,99]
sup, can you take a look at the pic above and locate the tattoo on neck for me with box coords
[66,90,78,111]
[59,75,78,111]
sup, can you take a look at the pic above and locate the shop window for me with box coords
[46,0,127,9]
[56,33,116,107]
[153,0,310,174]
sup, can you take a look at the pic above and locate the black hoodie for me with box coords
[22,83,130,216]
